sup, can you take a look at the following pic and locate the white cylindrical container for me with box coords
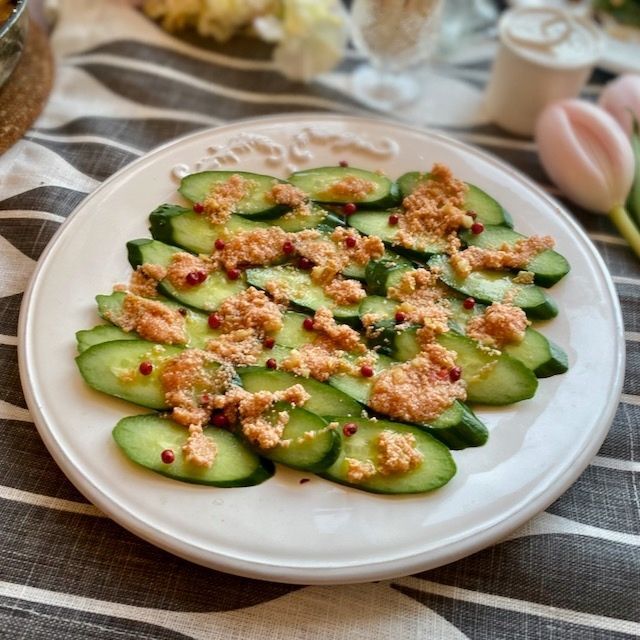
[485,7,603,136]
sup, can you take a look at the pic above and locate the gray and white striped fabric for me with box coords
[1,1,638,638]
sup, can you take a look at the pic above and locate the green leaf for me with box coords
[626,116,640,228]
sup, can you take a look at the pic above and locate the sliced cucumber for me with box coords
[276,311,314,348]
[359,295,397,322]
[437,331,538,405]
[246,265,360,323]
[446,297,568,377]
[503,330,569,378]
[365,257,415,295]
[270,204,336,232]
[179,171,286,219]
[113,413,274,487]
[328,354,395,405]
[150,204,268,255]
[76,340,186,409]
[289,167,400,208]
[459,225,570,287]
[391,327,538,404]
[127,239,246,312]
[397,172,513,227]
[238,367,361,417]
[426,401,488,450]
[320,417,456,494]
[429,256,558,320]
[348,211,448,259]
[245,404,339,472]
[76,325,136,353]
[96,291,214,349]
[329,340,488,449]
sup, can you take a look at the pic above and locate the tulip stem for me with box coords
[609,204,640,259]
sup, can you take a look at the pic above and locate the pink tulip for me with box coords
[536,99,640,256]
[599,74,640,137]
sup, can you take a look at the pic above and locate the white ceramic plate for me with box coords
[19,115,624,584]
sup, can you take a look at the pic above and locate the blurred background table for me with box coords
[0,1,638,638]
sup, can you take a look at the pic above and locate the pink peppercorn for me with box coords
[161,449,175,464]
[139,361,153,376]
[343,203,357,215]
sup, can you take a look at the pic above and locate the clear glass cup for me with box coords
[350,0,443,110]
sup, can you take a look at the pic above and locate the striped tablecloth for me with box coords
[1,1,638,638]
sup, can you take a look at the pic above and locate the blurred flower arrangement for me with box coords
[141,0,348,81]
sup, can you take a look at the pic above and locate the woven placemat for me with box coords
[0,18,53,154]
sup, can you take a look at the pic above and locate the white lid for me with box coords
[500,7,603,69]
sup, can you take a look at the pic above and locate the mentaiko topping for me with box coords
[111,293,187,345]
[466,302,530,348]
[237,384,310,449]
[161,349,229,428]
[346,457,377,483]
[182,428,218,468]
[203,174,254,224]
[165,252,214,289]
[323,277,366,306]
[322,175,376,200]
[388,268,450,335]
[216,287,283,335]
[312,307,365,354]
[394,163,471,252]
[450,236,555,279]
[218,227,288,270]
[280,341,352,381]
[376,430,423,475]
[206,328,263,366]
[370,344,466,422]
[128,263,167,298]
[329,227,385,266]
[267,182,311,216]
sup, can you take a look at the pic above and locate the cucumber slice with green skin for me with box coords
[270,205,336,232]
[245,404,340,472]
[150,204,268,255]
[327,333,488,449]
[425,401,488,450]
[96,291,214,350]
[238,367,362,417]
[348,211,448,259]
[127,239,246,313]
[113,413,274,487]
[397,172,513,227]
[150,204,336,256]
[365,258,415,295]
[76,325,136,353]
[276,310,314,348]
[246,265,361,324]
[392,327,538,404]
[288,167,400,208]
[459,225,570,287]
[438,331,538,405]
[328,354,395,405]
[76,340,187,409]
[428,256,558,320]
[447,298,568,378]
[359,295,397,323]
[320,417,456,494]
[179,171,287,219]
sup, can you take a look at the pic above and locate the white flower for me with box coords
[270,0,348,81]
